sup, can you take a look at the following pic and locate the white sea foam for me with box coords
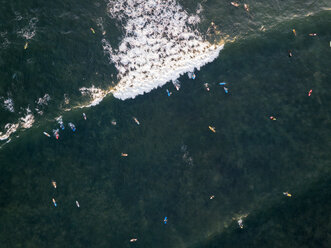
[2,98,14,112]
[17,17,38,40]
[103,0,223,100]
[79,85,111,108]
[0,123,19,140]
[36,93,51,105]
[20,108,35,129]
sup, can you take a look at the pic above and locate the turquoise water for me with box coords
[0,0,330,247]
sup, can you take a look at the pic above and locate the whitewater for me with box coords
[103,0,223,100]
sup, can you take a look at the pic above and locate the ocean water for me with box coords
[0,0,330,247]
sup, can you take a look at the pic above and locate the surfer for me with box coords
[24,42,28,50]
[133,117,140,125]
[288,50,293,57]
[83,113,87,120]
[204,83,210,91]
[121,153,128,157]
[308,89,312,96]
[192,73,196,80]
[52,198,57,207]
[76,201,80,208]
[210,195,215,200]
[283,192,292,197]
[244,4,249,12]
[164,217,168,224]
[130,239,138,242]
[209,126,216,133]
[238,219,244,229]
[51,181,57,189]
[309,33,317,36]
[43,132,51,137]
[166,89,172,96]
[223,87,229,94]
[270,116,276,121]
[292,29,296,36]
[59,122,65,130]
[173,80,180,91]
[68,123,76,132]
[219,82,227,86]
[53,129,59,140]
[111,120,117,126]
[90,28,95,34]
[231,2,239,7]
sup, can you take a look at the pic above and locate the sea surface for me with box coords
[0,0,330,247]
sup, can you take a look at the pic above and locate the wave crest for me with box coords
[104,0,223,100]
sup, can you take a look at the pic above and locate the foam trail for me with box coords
[2,98,15,112]
[79,85,111,108]
[20,108,35,129]
[104,0,223,100]
[0,123,19,141]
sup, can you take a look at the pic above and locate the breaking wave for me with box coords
[103,0,223,100]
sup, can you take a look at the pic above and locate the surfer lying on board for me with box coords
[133,117,140,125]
[68,122,76,132]
[231,2,239,7]
[204,83,210,91]
[209,126,216,133]
[283,192,292,197]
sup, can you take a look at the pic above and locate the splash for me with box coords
[1,98,14,112]
[0,123,19,141]
[36,94,51,106]
[104,0,223,100]
[20,108,35,129]
[17,17,38,40]
[79,85,111,108]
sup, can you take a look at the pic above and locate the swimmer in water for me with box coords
[130,239,138,242]
[309,33,317,36]
[288,50,293,57]
[210,195,215,200]
[209,126,216,133]
[204,83,210,91]
[121,153,128,157]
[133,117,140,125]
[111,120,117,126]
[52,181,57,188]
[76,201,80,208]
[83,113,87,120]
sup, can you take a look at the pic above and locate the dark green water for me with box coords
[0,0,331,247]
